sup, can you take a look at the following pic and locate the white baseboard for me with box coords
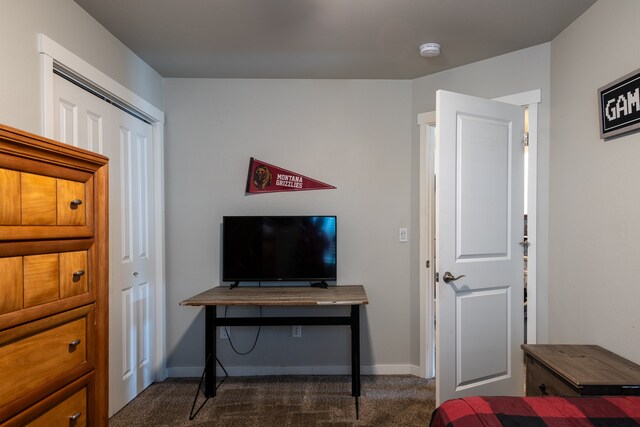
[409,364,436,379]
[166,364,416,378]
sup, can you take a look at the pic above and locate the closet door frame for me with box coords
[38,34,168,386]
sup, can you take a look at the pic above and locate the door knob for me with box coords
[442,271,465,283]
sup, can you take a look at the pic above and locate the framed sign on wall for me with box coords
[598,67,640,139]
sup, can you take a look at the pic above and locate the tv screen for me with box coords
[222,216,337,283]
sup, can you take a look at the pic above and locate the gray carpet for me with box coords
[109,375,436,426]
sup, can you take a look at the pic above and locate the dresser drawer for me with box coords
[0,306,93,411]
[1,373,93,427]
[0,168,93,240]
[0,251,90,315]
[25,388,87,427]
[525,354,579,396]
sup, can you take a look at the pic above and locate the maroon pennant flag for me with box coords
[246,157,336,194]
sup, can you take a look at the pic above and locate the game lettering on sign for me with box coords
[599,68,640,139]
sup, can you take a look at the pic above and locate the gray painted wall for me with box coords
[549,0,640,363]
[163,44,555,374]
[163,78,413,374]
[0,0,163,134]
[409,44,552,366]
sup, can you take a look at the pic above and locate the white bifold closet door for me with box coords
[53,74,156,416]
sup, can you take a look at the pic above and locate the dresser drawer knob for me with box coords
[69,411,82,425]
[539,383,548,395]
[69,339,82,351]
[70,199,83,209]
[73,270,86,282]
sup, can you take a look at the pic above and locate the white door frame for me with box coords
[417,89,540,379]
[38,34,168,382]
[416,111,436,379]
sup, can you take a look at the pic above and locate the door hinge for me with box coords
[426,260,430,268]
[435,272,439,282]
[523,132,529,148]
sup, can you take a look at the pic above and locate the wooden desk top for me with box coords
[522,344,640,386]
[180,285,368,307]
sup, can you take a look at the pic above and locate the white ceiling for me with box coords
[73,0,596,80]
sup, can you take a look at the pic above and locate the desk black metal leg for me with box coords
[351,304,361,419]
[189,353,211,420]
[205,305,217,397]
[189,306,218,421]
[351,304,361,397]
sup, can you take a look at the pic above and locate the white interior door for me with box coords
[435,90,525,404]
[53,75,156,415]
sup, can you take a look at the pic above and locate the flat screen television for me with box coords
[222,215,337,285]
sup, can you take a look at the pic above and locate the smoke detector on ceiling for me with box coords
[419,42,441,57]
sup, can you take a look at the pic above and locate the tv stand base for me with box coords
[229,281,329,289]
[310,281,329,289]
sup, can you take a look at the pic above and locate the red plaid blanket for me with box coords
[429,396,640,426]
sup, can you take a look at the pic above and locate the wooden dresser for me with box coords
[0,125,108,426]
[522,344,640,397]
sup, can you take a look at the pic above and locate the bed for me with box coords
[429,395,640,426]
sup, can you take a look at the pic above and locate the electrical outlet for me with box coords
[292,325,302,338]
[399,227,408,242]
[220,327,229,339]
